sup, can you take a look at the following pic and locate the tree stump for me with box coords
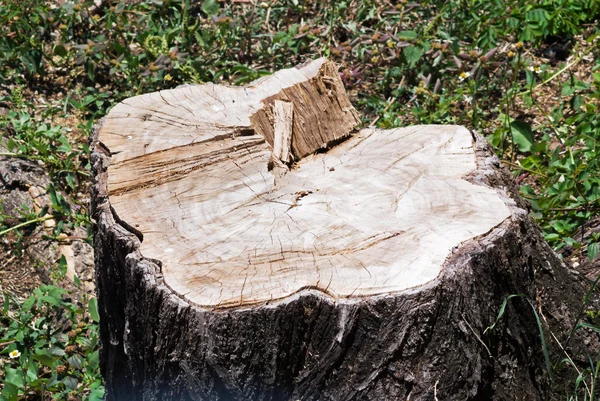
[91,59,587,400]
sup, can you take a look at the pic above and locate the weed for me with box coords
[0,285,103,400]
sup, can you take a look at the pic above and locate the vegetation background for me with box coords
[0,0,599,399]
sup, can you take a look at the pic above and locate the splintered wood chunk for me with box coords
[272,100,294,165]
[270,100,294,187]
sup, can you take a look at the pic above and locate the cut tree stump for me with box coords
[91,59,589,400]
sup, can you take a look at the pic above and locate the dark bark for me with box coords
[91,124,591,401]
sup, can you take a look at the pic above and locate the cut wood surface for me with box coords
[97,59,510,308]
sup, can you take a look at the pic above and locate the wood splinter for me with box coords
[269,100,294,186]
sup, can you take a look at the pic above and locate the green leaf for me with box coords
[57,136,72,153]
[54,44,68,58]
[20,49,43,74]
[74,273,81,287]
[63,376,78,390]
[201,0,220,16]
[68,354,84,370]
[273,31,288,44]
[22,296,35,312]
[33,349,57,368]
[398,30,418,41]
[77,336,92,349]
[46,374,60,388]
[26,358,38,382]
[484,294,525,334]
[3,293,10,315]
[49,346,66,357]
[510,120,534,152]
[40,295,60,306]
[1,382,18,401]
[527,299,552,382]
[87,387,106,401]
[588,242,599,261]
[403,46,423,68]
[86,350,100,369]
[576,322,600,334]
[5,367,25,387]
[57,255,68,278]
[88,297,100,323]
[47,183,71,215]
[47,285,66,300]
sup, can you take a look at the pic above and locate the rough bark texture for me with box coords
[250,59,359,160]
[91,120,590,400]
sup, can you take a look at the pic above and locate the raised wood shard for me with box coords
[269,100,294,186]
[96,59,511,309]
[272,100,293,165]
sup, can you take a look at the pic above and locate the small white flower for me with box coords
[9,350,21,359]
[463,95,473,104]
[458,71,471,82]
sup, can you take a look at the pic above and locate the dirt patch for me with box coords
[0,151,94,301]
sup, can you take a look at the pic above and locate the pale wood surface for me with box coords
[97,60,511,308]
[272,100,293,165]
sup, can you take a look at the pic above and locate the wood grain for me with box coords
[96,60,510,308]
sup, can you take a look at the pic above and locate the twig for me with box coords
[0,152,35,159]
[548,207,600,212]
[462,313,492,358]
[264,5,271,32]
[0,255,16,270]
[550,330,591,398]
[501,160,548,178]
[516,48,594,98]
[434,380,439,401]
[0,215,54,237]
[22,235,89,241]
[370,96,397,127]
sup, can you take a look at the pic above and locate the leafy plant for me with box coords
[0,108,87,192]
[0,285,103,400]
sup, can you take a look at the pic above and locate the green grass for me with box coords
[0,0,599,399]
